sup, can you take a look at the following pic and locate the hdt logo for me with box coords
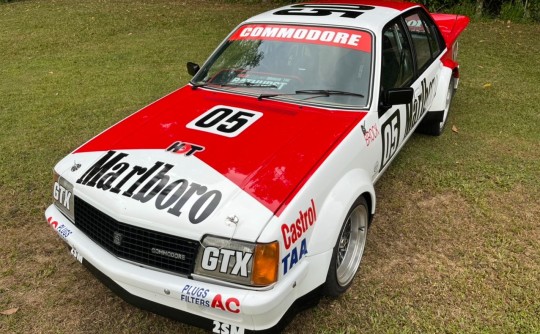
[167,141,204,156]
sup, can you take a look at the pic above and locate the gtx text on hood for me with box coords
[76,151,222,224]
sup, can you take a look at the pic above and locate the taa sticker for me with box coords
[212,321,244,334]
[186,106,262,138]
[282,237,308,275]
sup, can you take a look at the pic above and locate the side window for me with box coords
[404,11,444,72]
[381,22,414,90]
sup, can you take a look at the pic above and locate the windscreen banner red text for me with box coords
[230,24,372,53]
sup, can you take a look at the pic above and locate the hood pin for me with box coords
[71,161,81,172]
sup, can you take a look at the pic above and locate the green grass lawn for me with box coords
[1,1,539,333]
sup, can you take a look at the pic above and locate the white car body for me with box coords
[45,1,469,332]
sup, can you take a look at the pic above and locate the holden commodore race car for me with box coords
[46,1,469,333]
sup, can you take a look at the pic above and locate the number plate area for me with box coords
[186,105,263,138]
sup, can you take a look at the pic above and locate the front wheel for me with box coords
[324,196,369,297]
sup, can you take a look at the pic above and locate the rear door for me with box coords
[402,8,446,135]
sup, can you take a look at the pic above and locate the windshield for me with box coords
[192,24,373,108]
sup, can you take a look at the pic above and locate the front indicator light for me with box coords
[195,236,279,287]
[252,241,279,286]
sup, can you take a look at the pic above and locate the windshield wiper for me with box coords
[191,81,278,90]
[258,89,364,100]
[295,90,364,98]
[257,92,295,100]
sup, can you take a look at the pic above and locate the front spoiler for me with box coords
[83,253,321,333]
[45,205,321,333]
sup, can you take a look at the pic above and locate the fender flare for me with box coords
[308,168,375,256]
[428,65,454,113]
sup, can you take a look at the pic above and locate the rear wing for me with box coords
[431,13,470,47]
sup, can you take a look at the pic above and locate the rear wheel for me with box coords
[324,196,369,297]
[417,77,455,136]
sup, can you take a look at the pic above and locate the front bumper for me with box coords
[45,205,317,333]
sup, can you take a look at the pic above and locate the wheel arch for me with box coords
[307,168,375,256]
[363,190,374,226]
[429,65,454,112]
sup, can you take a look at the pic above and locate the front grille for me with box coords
[74,196,199,276]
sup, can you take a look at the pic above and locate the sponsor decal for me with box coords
[47,216,73,239]
[273,4,374,19]
[180,284,241,313]
[211,294,241,314]
[75,151,222,224]
[47,216,59,229]
[405,17,426,33]
[213,320,244,334]
[201,247,253,277]
[380,78,435,171]
[230,75,290,90]
[166,141,204,157]
[404,78,436,137]
[70,247,83,263]
[53,182,72,210]
[230,24,371,53]
[380,110,401,171]
[180,284,210,307]
[361,122,379,147]
[186,106,262,138]
[281,199,316,250]
[57,225,72,239]
[282,237,308,275]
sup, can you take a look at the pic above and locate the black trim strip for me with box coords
[422,109,444,123]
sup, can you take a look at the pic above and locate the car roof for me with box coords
[243,0,421,33]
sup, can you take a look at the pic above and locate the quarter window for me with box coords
[404,11,444,72]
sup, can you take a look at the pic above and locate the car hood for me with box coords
[58,86,366,241]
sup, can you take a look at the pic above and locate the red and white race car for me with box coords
[46,1,469,333]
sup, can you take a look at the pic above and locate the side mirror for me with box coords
[187,62,200,76]
[385,88,413,106]
[378,87,413,116]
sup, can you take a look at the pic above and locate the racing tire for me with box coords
[417,77,455,136]
[323,196,369,297]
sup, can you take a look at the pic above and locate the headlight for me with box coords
[53,170,74,222]
[194,236,279,287]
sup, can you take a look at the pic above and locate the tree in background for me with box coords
[419,0,539,21]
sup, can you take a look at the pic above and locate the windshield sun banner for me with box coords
[230,24,372,53]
